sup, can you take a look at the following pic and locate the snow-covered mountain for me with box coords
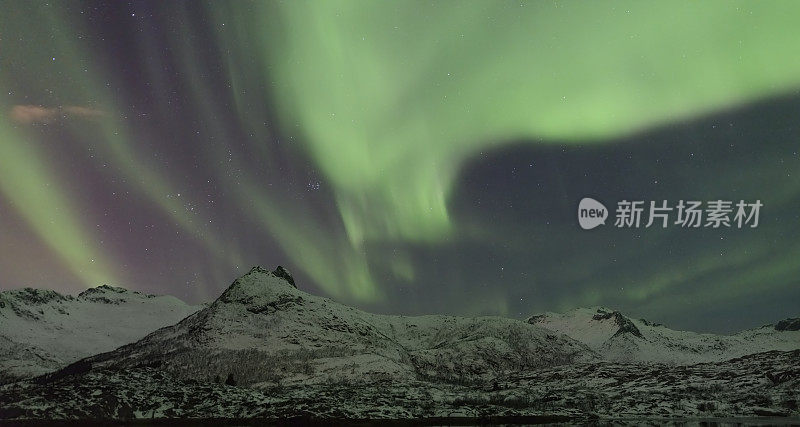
[0,285,201,382]
[527,306,800,364]
[2,267,799,421]
[78,266,594,387]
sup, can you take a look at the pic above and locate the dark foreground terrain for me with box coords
[1,268,798,424]
[1,350,797,423]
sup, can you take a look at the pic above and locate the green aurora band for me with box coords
[2,1,800,306]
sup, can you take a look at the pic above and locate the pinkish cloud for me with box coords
[10,105,107,125]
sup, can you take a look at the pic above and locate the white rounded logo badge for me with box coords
[578,197,608,230]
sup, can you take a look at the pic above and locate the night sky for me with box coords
[1,1,799,333]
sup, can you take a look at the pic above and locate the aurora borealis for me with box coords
[1,1,799,332]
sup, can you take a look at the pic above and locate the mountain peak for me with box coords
[272,265,296,288]
[77,284,131,298]
[217,265,300,307]
[527,306,644,341]
[775,318,800,332]
[591,308,643,338]
[240,265,296,287]
[0,288,69,306]
[76,285,148,305]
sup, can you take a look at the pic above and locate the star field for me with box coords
[1,1,799,332]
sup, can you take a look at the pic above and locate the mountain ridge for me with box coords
[2,266,799,421]
[64,266,593,388]
[6,266,798,386]
[0,284,201,383]
[527,306,800,364]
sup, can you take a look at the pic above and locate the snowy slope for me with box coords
[81,266,594,387]
[3,269,799,421]
[3,348,799,420]
[0,286,201,382]
[527,307,800,364]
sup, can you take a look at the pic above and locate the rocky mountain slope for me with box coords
[2,348,798,421]
[75,266,594,387]
[0,285,201,382]
[527,307,800,364]
[1,267,798,422]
